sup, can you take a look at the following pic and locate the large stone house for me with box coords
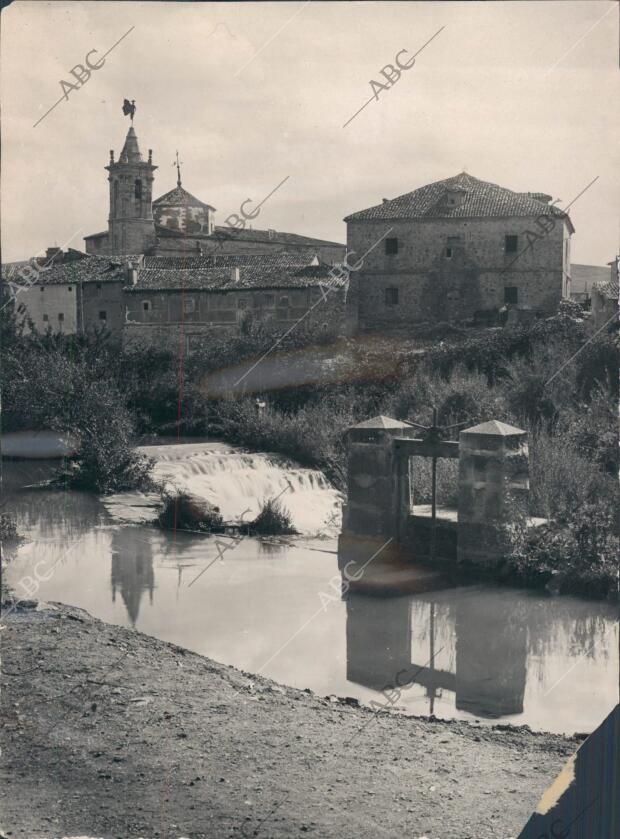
[344,172,574,332]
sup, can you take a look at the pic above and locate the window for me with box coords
[42,314,48,322]
[385,287,399,306]
[279,296,290,307]
[446,248,453,259]
[183,298,195,314]
[58,313,64,322]
[40,287,44,292]
[68,286,72,292]
[135,179,142,200]
[237,298,249,310]
[505,235,518,254]
[385,237,398,255]
[142,300,151,312]
[504,286,519,304]
[99,310,107,320]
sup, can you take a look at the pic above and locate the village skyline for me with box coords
[1,0,619,265]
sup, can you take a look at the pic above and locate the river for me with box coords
[2,441,617,735]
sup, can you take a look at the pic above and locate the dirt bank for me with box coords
[0,600,579,839]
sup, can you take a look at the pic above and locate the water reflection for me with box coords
[110,528,155,626]
[2,459,617,734]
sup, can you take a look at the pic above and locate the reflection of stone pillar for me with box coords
[346,593,411,690]
[343,416,416,538]
[457,420,529,567]
[455,594,527,717]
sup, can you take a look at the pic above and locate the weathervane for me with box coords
[173,150,183,187]
[122,98,136,123]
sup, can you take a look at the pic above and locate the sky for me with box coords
[1,0,618,264]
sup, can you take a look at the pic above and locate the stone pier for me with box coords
[342,415,536,571]
[457,420,529,567]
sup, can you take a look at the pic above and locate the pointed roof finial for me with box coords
[174,150,182,187]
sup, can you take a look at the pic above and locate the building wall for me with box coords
[84,235,109,255]
[123,285,347,351]
[79,281,125,340]
[154,204,214,235]
[346,216,568,330]
[16,283,78,334]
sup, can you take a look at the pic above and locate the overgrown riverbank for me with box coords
[2,299,618,597]
[0,598,579,839]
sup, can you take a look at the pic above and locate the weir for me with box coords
[341,414,543,570]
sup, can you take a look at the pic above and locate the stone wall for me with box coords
[347,216,569,330]
[16,283,78,334]
[79,281,125,341]
[123,284,348,352]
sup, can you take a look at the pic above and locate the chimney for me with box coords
[46,247,62,263]
[230,267,240,283]
[127,261,138,286]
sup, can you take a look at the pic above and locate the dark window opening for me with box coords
[99,310,107,320]
[68,286,72,291]
[504,286,519,304]
[385,287,399,306]
[143,301,151,312]
[96,283,102,290]
[135,179,142,200]
[42,314,48,322]
[446,247,453,258]
[505,235,518,253]
[58,313,64,322]
[385,237,398,255]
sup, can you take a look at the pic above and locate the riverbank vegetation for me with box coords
[2,298,617,596]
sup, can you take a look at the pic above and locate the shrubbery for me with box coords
[156,489,223,532]
[250,498,297,536]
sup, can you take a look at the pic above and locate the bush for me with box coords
[156,490,223,532]
[0,513,20,543]
[63,379,154,494]
[506,505,618,599]
[251,498,297,535]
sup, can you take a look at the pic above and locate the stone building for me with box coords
[123,252,349,353]
[3,250,128,340]
[84,124,345,265]
[344,173,574,332]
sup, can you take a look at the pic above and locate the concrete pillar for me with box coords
[343,415,417,538]
[457,420,529,567]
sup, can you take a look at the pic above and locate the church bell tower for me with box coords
[106,124,157,255]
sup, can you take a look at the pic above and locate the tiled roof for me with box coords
[154,185,215,211]
[344,173,573,227]
[5,254,130,286]
[154,223,345,249]
[142,252,319,270]
[571,264,611,294]
[212,225,345,248]
[126,256,346,292]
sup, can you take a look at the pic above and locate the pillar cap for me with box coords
[350,415,412,430]
[461,419,526,436]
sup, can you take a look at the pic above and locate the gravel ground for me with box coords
[0,600,579,839]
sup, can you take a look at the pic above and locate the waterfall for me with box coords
[105,441,342,535]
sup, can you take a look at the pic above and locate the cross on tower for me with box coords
[173,150,183,188]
